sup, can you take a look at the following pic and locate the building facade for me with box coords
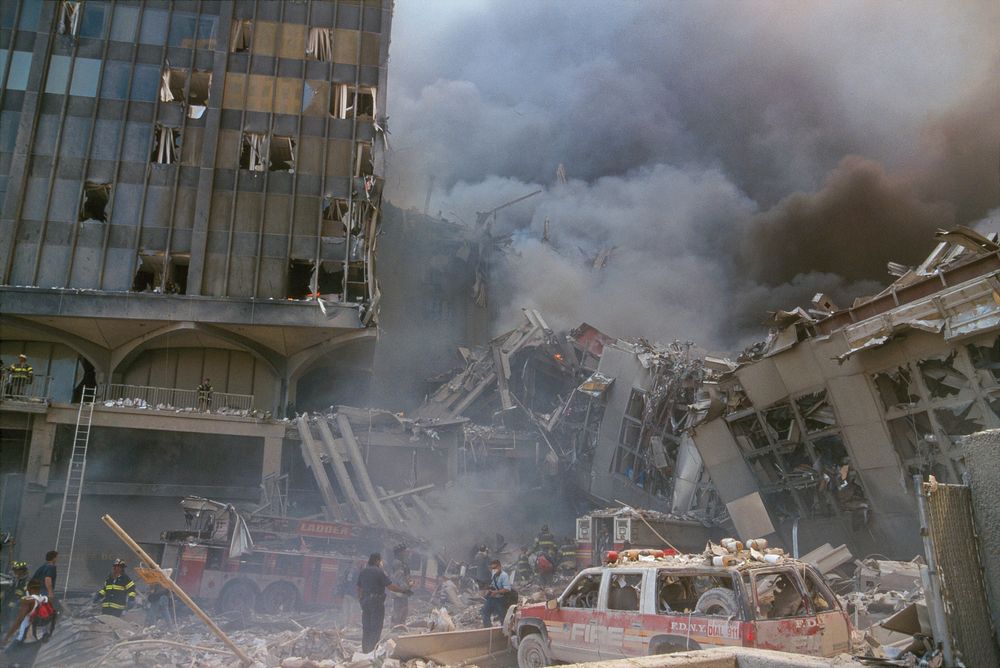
[0,0,393,590]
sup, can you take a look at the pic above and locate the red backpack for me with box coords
[29,598,57,638]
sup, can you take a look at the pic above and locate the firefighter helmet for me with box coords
[12,561,28,572]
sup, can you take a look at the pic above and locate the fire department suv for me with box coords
[506,554,851,667]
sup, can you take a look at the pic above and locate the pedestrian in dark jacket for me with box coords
[356,553,411,653]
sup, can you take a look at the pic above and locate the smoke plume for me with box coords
[384,1,1000,350]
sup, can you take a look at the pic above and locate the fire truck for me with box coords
[153,497,435,613]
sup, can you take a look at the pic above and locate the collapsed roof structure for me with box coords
[418,227,1000,561]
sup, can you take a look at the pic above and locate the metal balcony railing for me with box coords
[99,384,254,414]
[0,376,50,403]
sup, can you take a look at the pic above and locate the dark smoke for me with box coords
[385,1,1000,350]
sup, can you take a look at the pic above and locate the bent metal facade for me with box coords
[0,0,392,589]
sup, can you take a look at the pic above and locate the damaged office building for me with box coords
[0,0,397,591]
[689,227,1000,559]
[418,227,1000,563]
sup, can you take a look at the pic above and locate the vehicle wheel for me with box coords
[218,580,257,613]
[259,582,300,614]
[649,642,683,655]
[695,587,738,616]
[517,633,551,668]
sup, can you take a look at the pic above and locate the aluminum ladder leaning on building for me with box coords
[55,386,97,596]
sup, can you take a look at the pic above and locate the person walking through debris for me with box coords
[515,546,532,585]
[145,581,175,627]
[93,559,136,617]
[472,544,491,589]
[31,551,57,606]
[532,525,558,584]
[2,562,29,630]
[389,543,414,627]
[481,560,514,628]
[197,378,213,411]
[2,579,55,648]
[356,552,411,653]
[6,354,33,397]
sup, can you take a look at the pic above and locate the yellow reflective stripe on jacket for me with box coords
[102,602,126,609]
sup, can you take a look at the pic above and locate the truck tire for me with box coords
[695,587,738,617]
[218,580,257,613]
[260,582,300,614]
[517,633,551,668]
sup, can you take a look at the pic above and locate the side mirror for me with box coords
[546,599,559,610]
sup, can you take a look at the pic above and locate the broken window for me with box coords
[355,143,373,177]
[287,260,315,299]
[80,182,110,222]
[934,401,987,437]
[795,391,837,433]
[131,253,188,293]
[151,125,180,164]
[763,404,798,444]
[887,412,933,461]
[730,414,770,453]
[305,27,333,61]
[161,67,211,114]
[561,572,602,609]
[240,133,267,171]
[752,571,808,619]
[801,569,836,613]
[58,1,81,36]
[332,85,376,119]
[872,367,919,411]
[269,136,295,172]
[656,572,736,615]
[967,338,1000,386]
[606,573,642,611]
[918,352,970,400]
[230,19,252,52]
[322,198,349,237]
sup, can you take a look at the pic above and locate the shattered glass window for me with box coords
[764,404,798,443]
[872,368,919,411]
[795,391,837,433]
[966,337,1000,387]
[934,401,987,438]
[918,352,971,400]
[625,389,645,420]
[607,573,642,611]
[886,412,933,460]
[731,414,770,453]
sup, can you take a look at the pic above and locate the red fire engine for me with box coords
[153,497,432,613]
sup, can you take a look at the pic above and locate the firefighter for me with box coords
[197,378,213,411]
[558,537,579,573]
[389,543,414,627]
[6,354,33,396]
[532,525,558,584]
[514,546,532,585]
[93,559,136,617]
[2,562,29,629]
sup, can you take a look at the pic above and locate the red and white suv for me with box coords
[507,557,850,667]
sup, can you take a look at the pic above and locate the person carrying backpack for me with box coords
[1,579,55,647]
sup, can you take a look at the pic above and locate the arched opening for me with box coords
[291,338,376,414]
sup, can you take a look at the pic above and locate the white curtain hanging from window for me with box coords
[244,133,267,172]
[155,126,177,164]
[58,1,81,36]
[159,66,175,103]
[230,20,252,52]
[306,28,334,61]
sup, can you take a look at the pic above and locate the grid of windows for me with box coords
[1,0,389,304]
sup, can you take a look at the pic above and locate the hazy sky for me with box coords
[384,1,1000,349]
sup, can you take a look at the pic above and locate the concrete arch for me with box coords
[0,315,111,381]
[110,321,287,381]
[286,329,378,389]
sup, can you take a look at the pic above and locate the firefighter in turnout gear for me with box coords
[6,354,33,396]
[532,525,559,583]
[2,561,29,629]
[93,559,136,616]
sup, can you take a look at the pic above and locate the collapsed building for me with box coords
[417,228,1000,564]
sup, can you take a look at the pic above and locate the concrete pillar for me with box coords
[262,436,282,481]
[962,429,1000,644]
[24,417,57,486]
